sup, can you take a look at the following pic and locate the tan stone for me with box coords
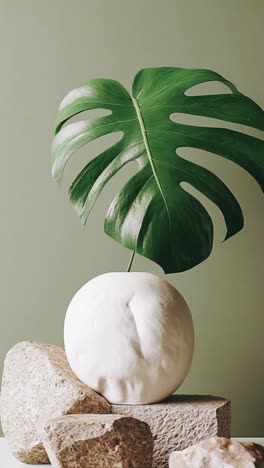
[169,437,264,467]
[42,413,153,468]
[112,395,231,468]
[0,341,110,464]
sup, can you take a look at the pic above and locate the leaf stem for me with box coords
[127,250,135,272]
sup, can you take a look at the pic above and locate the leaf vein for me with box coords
[132,97,173,234]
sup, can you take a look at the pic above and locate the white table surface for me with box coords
[1,437,263,467]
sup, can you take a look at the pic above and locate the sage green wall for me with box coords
[0,0,263,436]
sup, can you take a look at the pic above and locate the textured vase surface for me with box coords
[64,272,194,404]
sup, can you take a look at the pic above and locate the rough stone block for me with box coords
[0,341,110,464]
[169,437,264,467]
[42,414,153,468]
[112,394,231,468]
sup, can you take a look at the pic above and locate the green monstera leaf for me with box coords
[52,67,264,273]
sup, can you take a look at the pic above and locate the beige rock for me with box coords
[42,413,153,468]
[0,341,110,464]
[169,437,264,467]
[112,395,231,468]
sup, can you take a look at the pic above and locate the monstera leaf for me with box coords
[52,67,264,273]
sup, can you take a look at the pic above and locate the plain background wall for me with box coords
[0,0,263,436]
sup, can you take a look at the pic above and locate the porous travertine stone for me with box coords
[65,272,194,404]
[112,394,231,468]
[0,341,110,464]
[169,437,264,467]
[42,414,153,468]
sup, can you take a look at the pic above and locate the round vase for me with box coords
[64,272,194,404]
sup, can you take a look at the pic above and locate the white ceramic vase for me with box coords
[64,272,194,405]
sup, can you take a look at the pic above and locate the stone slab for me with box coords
[42,414,153,468]
[0,341,110,464]
[112,394,231,467]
